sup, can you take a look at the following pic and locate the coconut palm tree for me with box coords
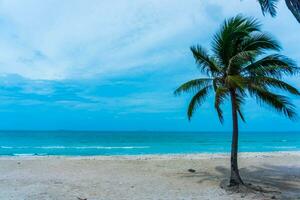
[256,0,300,22]
[175,15,299,186]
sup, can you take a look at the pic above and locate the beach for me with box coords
[0,152,299,200]
[1,0,300,199]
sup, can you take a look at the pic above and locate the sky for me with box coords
[0,0,299,131]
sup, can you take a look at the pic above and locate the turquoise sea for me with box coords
[0,131,299,156]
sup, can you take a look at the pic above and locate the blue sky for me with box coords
[0,0,300,131]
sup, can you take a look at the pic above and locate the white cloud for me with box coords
[0,0,299,81]
[0,0,206,79]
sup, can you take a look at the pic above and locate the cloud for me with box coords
[0,0,299,131]
[0,74,184,115]
[2,0,297,81]
[0,0,208,80]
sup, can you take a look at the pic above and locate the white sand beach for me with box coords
[0,152,299,200]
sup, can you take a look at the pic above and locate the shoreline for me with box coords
[1,151,299,160]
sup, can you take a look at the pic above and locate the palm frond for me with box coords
[235,92,246,122]
[248,84,297,119]
[187,86,212,120]
[214,87,229,123]
[243,54,299,78]
[257,0,279,17]
[228,50,258,74]
[285,0,300,22]
[174,78,213,96]
[228,33,281,74]
[241,33,281,53]
[190,46,221,75]
[250,76,300,95]
[255,0,300,22]
[212,77,223,91]
[237,108,246,122]
[212,15,261,67]
[226,75,247,89]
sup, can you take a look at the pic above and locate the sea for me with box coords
[0,131,299,156]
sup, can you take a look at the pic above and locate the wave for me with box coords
[263,146,298,149]
[1,146,150,149]
[13,153,36,156]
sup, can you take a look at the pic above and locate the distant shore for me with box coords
[0,151,299,200]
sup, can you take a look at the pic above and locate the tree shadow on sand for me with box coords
[181,165,300,199]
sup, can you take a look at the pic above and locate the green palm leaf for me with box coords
[248,84,297,119]
[214,87,229,123]
[187,86,212,120]
[212,15,261,66]
[228,50,258,74]
[190,45,220,75]
[241,33,281,53]
[258,0,279,17]
[255,0,300,22]
[226,75,247,89]
[250,76,300,95]
[174,78,213,96]
[243,54,298,78]
[285,0,300,22]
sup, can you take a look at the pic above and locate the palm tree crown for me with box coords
[257,0,300,22]
[175,15,299,123]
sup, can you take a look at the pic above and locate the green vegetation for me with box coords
[256,0,300,22]
[175,15,299,186]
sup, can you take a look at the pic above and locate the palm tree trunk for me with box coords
[229,89,244,186]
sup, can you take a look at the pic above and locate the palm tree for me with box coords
[256,0,300,22]
[175,15,299,186]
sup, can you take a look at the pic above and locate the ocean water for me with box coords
[0,131,299,156]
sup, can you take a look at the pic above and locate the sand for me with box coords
[0,152,299,200]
